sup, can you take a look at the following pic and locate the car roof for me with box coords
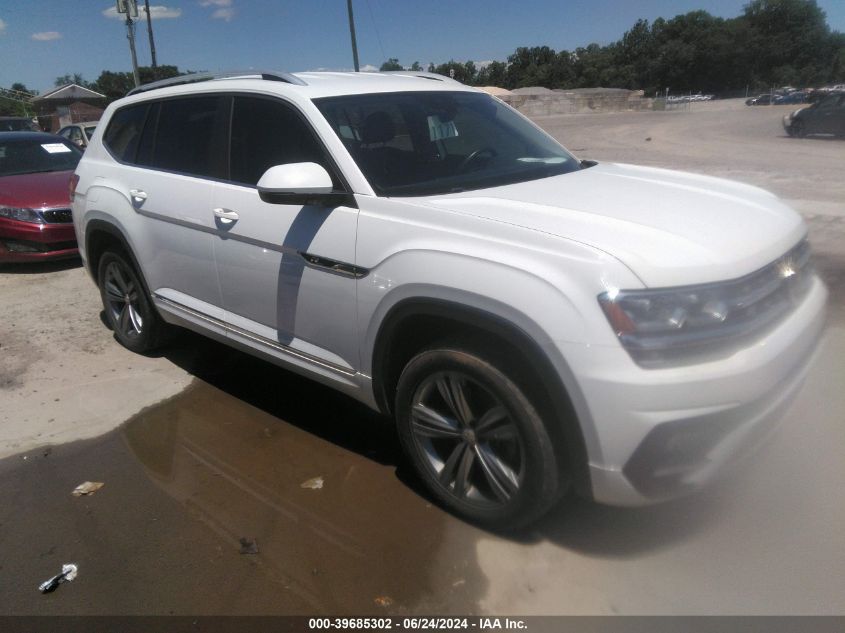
[0,131,66,142]
[120,70,478,103]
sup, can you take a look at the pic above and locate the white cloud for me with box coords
[199,0,234,21]
[102,5,182,20]
[211,7,235,21]
[0,18,6,34]
[31,31,62,41]
[147,5,183,19]
[361,64,379,72]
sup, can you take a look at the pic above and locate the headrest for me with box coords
[362,111,396,145]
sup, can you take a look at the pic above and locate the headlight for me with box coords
[599,240,813,367]
[0,206,44,224]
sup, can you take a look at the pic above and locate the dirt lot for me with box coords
[1,99,843,615]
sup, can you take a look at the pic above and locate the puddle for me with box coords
[119,335,488,614]
[1,337,488,615]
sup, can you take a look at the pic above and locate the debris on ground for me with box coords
[300,476,324,490]
[238,537,259,555]
[71,481,104,497]
[39,563,78,593]
[374,595,393,608]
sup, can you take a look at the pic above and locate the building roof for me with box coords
[33,84,106,101]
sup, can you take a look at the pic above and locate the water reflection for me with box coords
[122,380,487,614]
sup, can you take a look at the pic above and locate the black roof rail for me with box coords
[126,70,306,96]
[377,70,461,84]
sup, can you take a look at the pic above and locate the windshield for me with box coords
[0,119,38,132]
[0,138,82,176]
[314,91,580,196]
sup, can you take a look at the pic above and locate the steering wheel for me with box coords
[458,147,497,172]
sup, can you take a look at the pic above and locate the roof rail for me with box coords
[377,70,462,84]
[127,70,306,96]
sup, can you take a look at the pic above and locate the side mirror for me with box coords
[256,162,351,206]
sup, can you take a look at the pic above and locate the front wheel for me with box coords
[395,348,563,530]
[97,249,166,353]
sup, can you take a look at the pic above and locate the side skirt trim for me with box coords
[154,294,357,377]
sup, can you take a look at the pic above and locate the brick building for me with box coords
[31,84,106,132]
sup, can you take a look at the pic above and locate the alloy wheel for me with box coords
[103,260,144,340]
[409,371,525,507]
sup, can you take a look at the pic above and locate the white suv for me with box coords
[71,71,827,528]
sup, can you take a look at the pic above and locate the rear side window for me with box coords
[152,96,229,179]
[103,103,149,162]
[230,96,338,187]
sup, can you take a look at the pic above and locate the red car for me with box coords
[0,132,82,263]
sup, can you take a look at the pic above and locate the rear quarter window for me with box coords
[103,104,150,163]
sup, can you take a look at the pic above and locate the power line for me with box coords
[365,0,386,63]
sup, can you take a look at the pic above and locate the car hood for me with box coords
[0,170,75,209]
[414,162,805,287]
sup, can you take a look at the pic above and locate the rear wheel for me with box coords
[97,249,165,353]
[395,347,563,529]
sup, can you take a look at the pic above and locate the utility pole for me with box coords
[346,0,360,72]
[117,0,141,87]
[144,0,158,69]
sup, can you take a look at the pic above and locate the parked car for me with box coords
[0,116,40,132]
[0,132,82,263]
[774,92,807,105]
[746,94,774,105]
[783,93,845,137]
[57,121,99,149]
[71,71,826,528]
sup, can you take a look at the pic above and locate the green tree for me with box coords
[54,73,87,87]
[476,61,508,86]
[380,58,403,71]
[409,61,423,71]
[432,60,478,84]
[0,83,36,116]
[91,66,185,103]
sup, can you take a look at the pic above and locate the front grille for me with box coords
[1,239,77,253]
[41,208,73,224]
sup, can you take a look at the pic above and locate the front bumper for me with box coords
[0,217,78,263]
[561,275,827,506]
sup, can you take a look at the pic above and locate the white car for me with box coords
[71,71,826,528]
[57,121,99,149]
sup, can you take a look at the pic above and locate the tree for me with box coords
[54,73,87,87]
[443,0,844,95]
[476,61,507,86]
[380,58,403,71]
[11,83,35,95]
[409,61,423,71]
[0,83,37,116]
[91,65,185,103]
[431,60,478,84]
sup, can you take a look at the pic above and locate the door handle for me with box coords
[129,189,147,203]
[213,207,240,223]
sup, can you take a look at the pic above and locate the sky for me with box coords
[1,0,844,93]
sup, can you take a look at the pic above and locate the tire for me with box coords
[395,347,563,530]
[791,120,806,138]
[97,249,166,353]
